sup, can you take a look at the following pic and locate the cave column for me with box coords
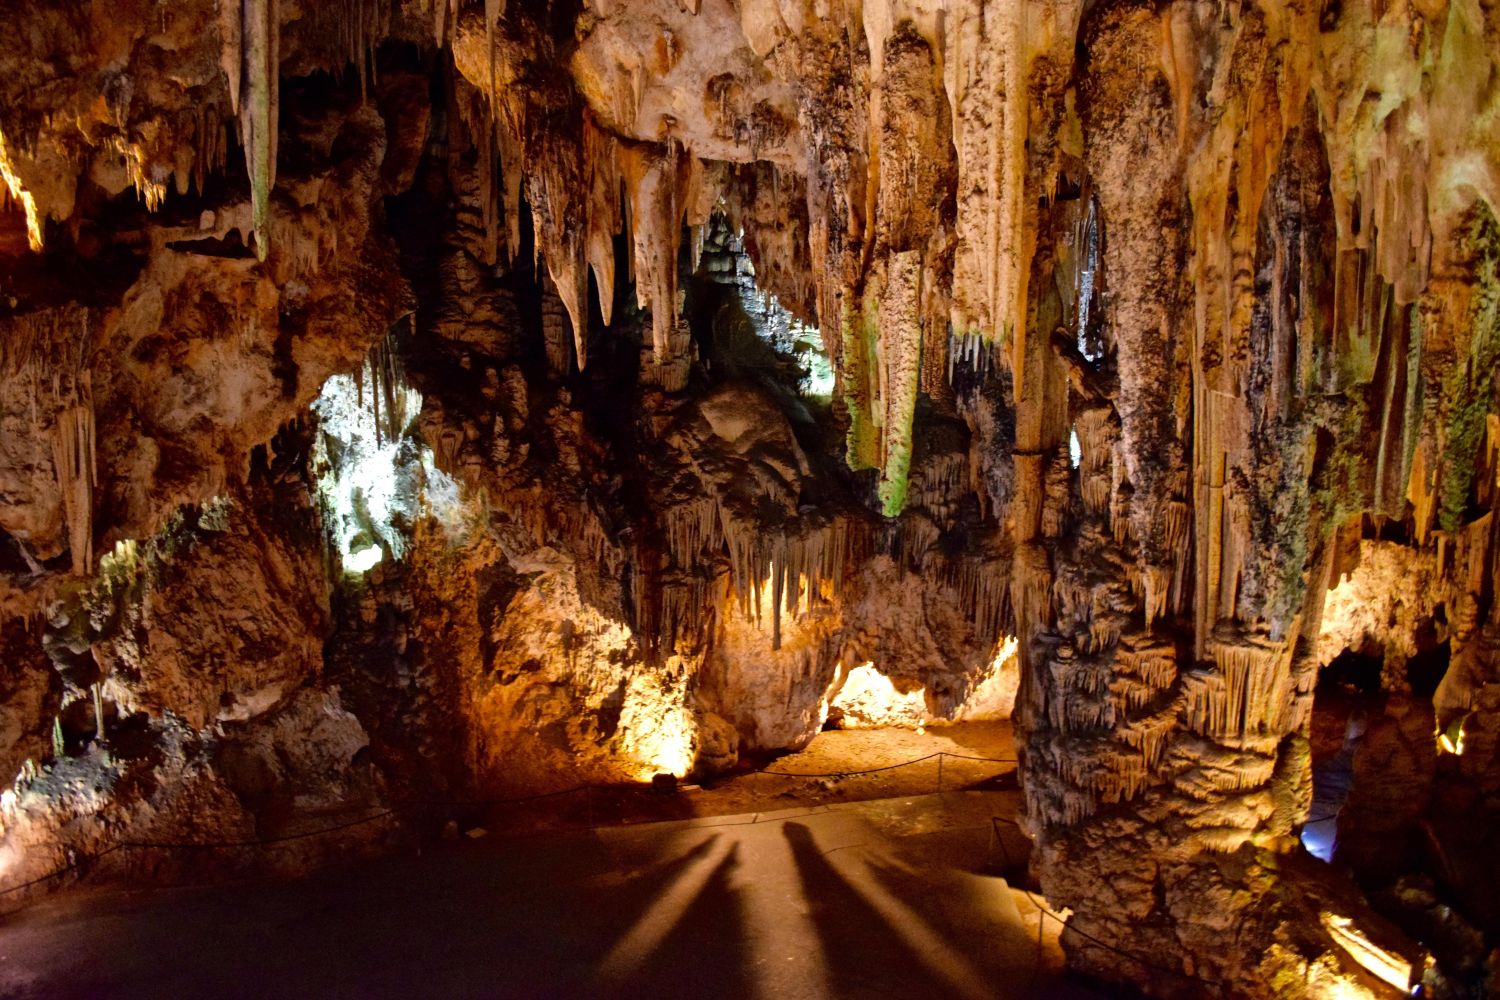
[1014,3,1373,995]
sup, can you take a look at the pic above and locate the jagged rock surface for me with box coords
[0,1,1498,997]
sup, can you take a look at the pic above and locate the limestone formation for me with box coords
[2,1,1499,997]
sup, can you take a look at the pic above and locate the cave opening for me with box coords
[1406,639,1451,699]
[684,213,834,408]
[1303,650,1384,864]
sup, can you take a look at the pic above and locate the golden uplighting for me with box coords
[1436,714,1468,756]
[0,140,42,251]
[617,668,697,780]
[827,662,929,729]
[1319,911,1415,994]
[823,636,1020,730]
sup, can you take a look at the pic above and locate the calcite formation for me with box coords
[1,0,1499,996]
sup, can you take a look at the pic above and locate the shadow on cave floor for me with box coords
[0,792,1099,1000]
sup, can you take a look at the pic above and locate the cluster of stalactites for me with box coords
[224,0,397,259]
[1160,0,1500,656]
[425,0,487,50]
[940,0,1044,394]
[353,329,415,448]
[7,0,398,260]
[658,496,863,653]
[3,306,97,577]
[308,0,393,101]
[462,48,817,394]
[649,495,1013,658]
[446,2,1065,516]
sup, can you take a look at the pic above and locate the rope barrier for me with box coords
[1026,896,1228,997]
[754,751,944,778]
[439,784,596,808]
[0,809,403,899]
[0,743,1277,999]
[755,750,1016,778]
[0,747,1020,901]
[988,818,1228,996]
[0,855,94,898]
[930,752,1017,764]
[118,808,400,850]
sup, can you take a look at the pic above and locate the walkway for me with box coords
[0,791,1098,999]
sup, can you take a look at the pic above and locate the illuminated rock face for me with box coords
[1,1,1499,996]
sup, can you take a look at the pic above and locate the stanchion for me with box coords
[1036,901,1046,969]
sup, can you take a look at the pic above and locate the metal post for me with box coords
[937,752,944,792]
[1036,903,1045,968]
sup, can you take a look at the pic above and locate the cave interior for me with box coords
[1,0,1499,997]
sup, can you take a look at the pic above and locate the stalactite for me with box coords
[351,329,413,448]
[311,0,390,101]
[1114,640,1178,693]
[239,0,279,261]
[946,330,997,385]
[1182,631,1297,739]
[2,306,88,377]
[873,251,924,517]
[50,373,96,577]
[217,0,243,117]
[956,558,1010,640]
[715,510,858,651]
[483,0,503,100]
[1011,542,1052,639]
[583,118,621,330]
[432,0,462,48]
[1119,705,1177,769]
[663,498,722,576]
[620,142,689,375]
[193,103,228,197]
[472,119,501,267]
[540,276,573,377]
[943,0,1041,399]
[907,452,967,525]
[1076,407,1115,512]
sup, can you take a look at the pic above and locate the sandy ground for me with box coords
[0,787,1097,1000]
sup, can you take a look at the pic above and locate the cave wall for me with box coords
[0,0,1498,996]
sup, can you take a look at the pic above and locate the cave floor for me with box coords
[479,722,1026,836]
[0,785,1100,1000]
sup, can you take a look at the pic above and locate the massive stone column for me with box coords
[1013,2,1428,996]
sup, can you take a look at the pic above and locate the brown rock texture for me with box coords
[1,1,1498,997]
